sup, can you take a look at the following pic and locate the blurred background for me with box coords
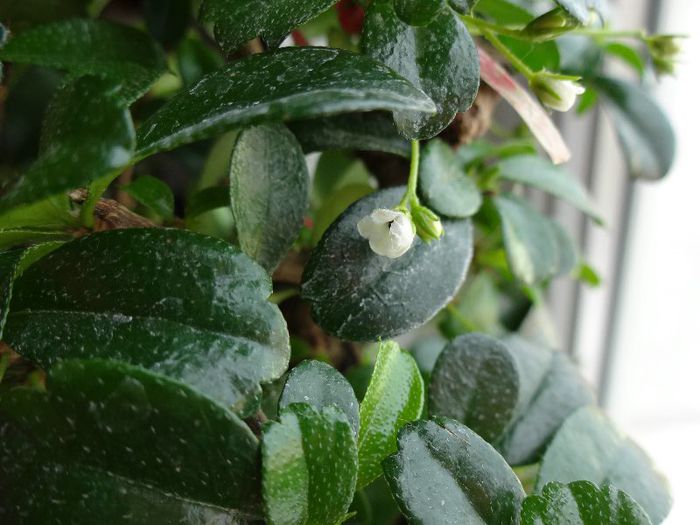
[548,1,698,522]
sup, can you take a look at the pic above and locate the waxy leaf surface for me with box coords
[136,47,435,159]
[302,187,473,341]
[3,228,290,415]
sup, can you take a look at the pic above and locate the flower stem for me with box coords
[572,28,647,39]
[481,28,536,79]
[399,140,421,209]
[461,15,525,39]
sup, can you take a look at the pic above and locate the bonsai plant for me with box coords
[0,0,680,523]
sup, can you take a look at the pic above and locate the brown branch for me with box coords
[69,189,156,232]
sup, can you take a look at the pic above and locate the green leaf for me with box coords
[176,36,225,87]
[3,228,290,415]
[144,0,191,49]
[136,47,435,159]
[536,406,671,524]
[0,242,63,338]
[230,124,309,273]
[494,194,577,285]
[311,150,373,208]
[121,175,175,219]
[447,0,474,15]
[521,481,652,525]
[429,333,520,443]
[475,0,560,71]
[301,187,473,341]
[0,76,135,213]
[0,19,166,102]
[289,112,410,157]
[603,42,645,75]
[594,76,675,180]
[394,0,445,26]
[201,0,337,53]
[0,194,79,230]
[429,334,594,464]
[362,2,480,139]
[186,186,231,220]
[497,155,601,222]
[279,360,360,436]
[0,359,262,521]
[383,418,525,524]
[418,139,482,218]
[494,336,594,465]
[262,404,358,525]
[357,341,424,489]
[0,0,90,31]
[311,184,374,246]
[0,228,70,250]
[439,272,503,337]
[497,34,560,72]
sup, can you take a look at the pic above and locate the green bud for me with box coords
[411,205,444,243]
[646,34,682,58]
[523,8,580,41]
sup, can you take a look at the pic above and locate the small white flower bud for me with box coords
[530,75,585,112]
[357,208,415,258]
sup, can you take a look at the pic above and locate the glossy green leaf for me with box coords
[144,0,191,48]
[201,0,337,53]
[121,175,175,219]
[311,184,374,246]
[357,341,424,489]
[429,334,593,464]
[279,360,360,436]
[0,19,166,102]
[429,333,520,442]
[230,124,309,273]
[0,228,69,250]
[311,150,373,208]
[0,359,262,522]
[537,406,671,524]
[497,155,601,222]
[595,76,675,180]
[0,0,90,31]
[362,2,480,139]
[521,481,652,525]
[3,228,290,415]
[186,186,231,220]
[383,418,525,524]
[0,76,135,213]
[419,139,482,218]
[177,36,225,87]
[136,47,435,159]
[289,112,410,157]
[301,187,473,341]
[0,194,78,230]
[0,242,62,338]
[394,0,445,26]
[262,404,358,525]
[495,336,594,465]
[494,194,577,285]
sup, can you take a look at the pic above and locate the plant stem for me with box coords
[481,29,536,79]
[461,15,524,39]
[572,28,646,39]
[399,140,421,209]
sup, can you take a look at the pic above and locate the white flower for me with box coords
[531,76,585,112]
[357,208,415,258]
